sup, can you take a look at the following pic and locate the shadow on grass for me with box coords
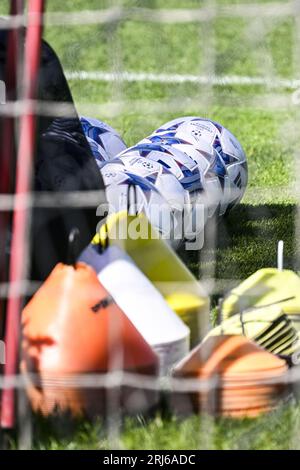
[180,203,298,298]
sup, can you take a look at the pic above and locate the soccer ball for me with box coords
[80,116,127,163]
[136,133,223,219]
[85,115,247,249]
[117,153,189,213]
[149,116,248,213]
[99,157,190,248]
[119,142,202,194]
[122,116,248,244]
[98,158,128,187]
[100,160,176,241]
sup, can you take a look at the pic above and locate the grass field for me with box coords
[2,0,300,449]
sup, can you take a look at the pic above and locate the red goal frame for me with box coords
[1,0,46,430]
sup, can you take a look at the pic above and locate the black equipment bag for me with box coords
[0,29,106,283]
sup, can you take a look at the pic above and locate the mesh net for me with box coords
[1,0,300,450]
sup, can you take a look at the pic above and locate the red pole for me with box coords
[0,0,24,326]
[1,0,45,429]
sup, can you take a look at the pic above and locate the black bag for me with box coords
[0,30,106,282]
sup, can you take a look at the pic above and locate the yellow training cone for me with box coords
[205,304,300,358]
[222,268,300,321]
[94,211,209,345]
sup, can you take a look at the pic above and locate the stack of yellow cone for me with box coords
[222,267,300,320]
[205,304,300,358]
[211,267,300,359]
[173,335,288,418]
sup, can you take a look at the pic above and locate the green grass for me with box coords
[2,0,300,450]
[30,402,300,450]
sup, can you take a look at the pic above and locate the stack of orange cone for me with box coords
[172,335,288,418]
[21,262,159,417]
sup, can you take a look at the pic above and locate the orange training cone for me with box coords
[172,335,288,418]
[21,262,159,417]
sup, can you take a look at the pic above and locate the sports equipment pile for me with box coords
[17,116,295,422]
[2,0,300,450]
[81,115,248,248]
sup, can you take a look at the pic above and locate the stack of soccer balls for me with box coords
[80,116,248,249]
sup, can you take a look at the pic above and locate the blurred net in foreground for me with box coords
[1,0,300,450]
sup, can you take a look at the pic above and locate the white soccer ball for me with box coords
[119,142,202,195]
[99,160,176,242]
[80,116,127,163]
[98,158,127,187]
[84,115,247,249]
[149,116,248,213]
[115,140,213,245]
[116,153,189,213]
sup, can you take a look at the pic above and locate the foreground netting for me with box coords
[1,0,300,450]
